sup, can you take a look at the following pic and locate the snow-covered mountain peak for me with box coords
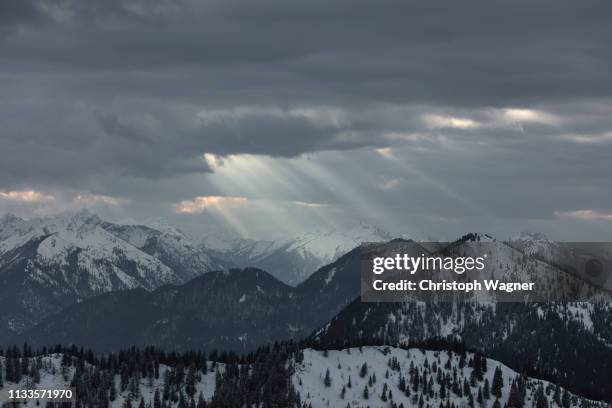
[0,213,31,240]
[46,209,101,227]
[284,223,392,260]
[69,208,99,222]
[508,231,557,258]
[345,221,393,240]
[201,223,393,285]
[457,232,496,243]
[12,210,108,246]
[511,230,550,242]
[141,217,185,237]
[0,213,25,226]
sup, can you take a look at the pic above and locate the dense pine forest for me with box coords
[0,342,298,407]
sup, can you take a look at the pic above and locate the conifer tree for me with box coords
[381,383,388,401]
[360,363,368,378]
[561,389,571,408]
[491,366,503,398]
[535,385,549,408]
[324,369,332,387]
[196,392,206,408]
[553,386,561,407]
[186,364,197,398]
[110,379,117,402]
[507,380,524,408]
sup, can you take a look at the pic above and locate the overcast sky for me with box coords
[1,0,612,240]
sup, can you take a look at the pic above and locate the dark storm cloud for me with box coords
[195,115,349,157]
[4,0,612,101]
[1,0,612,238]
[0,0,43,28]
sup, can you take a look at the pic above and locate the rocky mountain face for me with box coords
[0,212,221,341]
[201,223,392,285]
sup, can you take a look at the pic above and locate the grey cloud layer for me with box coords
[1,0,612,238]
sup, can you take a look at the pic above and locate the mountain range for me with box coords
[1,211,611,404]
[12,232,612,402]
[0,211,378,343]
[0,211,223,341]
[16,243,362,352]
[201,223,392,285]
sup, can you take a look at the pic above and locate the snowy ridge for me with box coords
[316,237,612,344]
[285,223,393,264]
[202,222,391,285]
[202,235,286,263]
[293,347,608,408]
[104,221,222,282]
[0,211,179,292]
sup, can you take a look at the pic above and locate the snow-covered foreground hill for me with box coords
[0,346,608,407]
[293,347,609,408]
[0,354,221,407]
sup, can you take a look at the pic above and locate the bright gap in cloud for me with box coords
[0,190,55,203]
[555,209,612,222]
[424,114,481,130]
[173,196,249,214]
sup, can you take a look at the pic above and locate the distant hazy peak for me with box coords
[511,230,550,241]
